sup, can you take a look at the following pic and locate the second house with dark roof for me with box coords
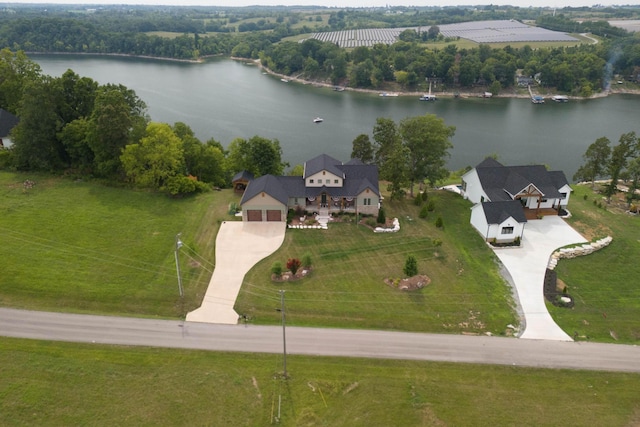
[240,154,380,222]
[461,157,572,243]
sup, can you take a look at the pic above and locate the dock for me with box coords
[528,85,544,104]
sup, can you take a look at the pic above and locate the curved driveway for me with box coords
[186,221,286,324]
[1,307,639,373]
[492,216,587,341]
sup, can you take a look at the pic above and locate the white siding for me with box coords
[356,188,379,215]
[461,169,488,203]
[470,204,489,239]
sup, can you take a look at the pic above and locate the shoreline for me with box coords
[27,52,640,100]
[237,57,640,100]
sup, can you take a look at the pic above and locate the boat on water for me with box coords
[379,92,398,97]
[313,117,324,123]
[419,81,436,101]
[333,86,345,92]
[280,78,289,83]
[552,95,569,102]
[482,92,493,98]
[531,95,545,104]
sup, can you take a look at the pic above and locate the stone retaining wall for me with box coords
[547,236,612,270]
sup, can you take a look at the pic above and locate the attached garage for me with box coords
[246,210,262,222]
[266,210,282,221]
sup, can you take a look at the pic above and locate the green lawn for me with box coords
[1,337,639,426]
[236,190,517,335]
[551,184,640,343]
[0,171,240,318]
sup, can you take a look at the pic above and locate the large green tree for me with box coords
[605,132,638,201]
[0,49,42,114]
[573,136,612,187]
[87,84,147,177]
[120,122,185,191]
[11,77,65,171]
[373,117,408,200]
[399,114,455,196]
[226,135,286,177]
[351,133,374,164]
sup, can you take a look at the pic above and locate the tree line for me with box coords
[0,49,287,196]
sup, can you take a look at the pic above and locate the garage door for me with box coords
[266,210,282,221]
[246,210,262,221]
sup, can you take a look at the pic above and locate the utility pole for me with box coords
[174,233,184,297]
[279,289,287,378]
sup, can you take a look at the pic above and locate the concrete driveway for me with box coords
[492,216,587,341]
[186,221,286,324]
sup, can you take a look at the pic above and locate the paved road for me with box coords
[1,308,639,373]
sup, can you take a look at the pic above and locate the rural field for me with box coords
[2,337,640,426]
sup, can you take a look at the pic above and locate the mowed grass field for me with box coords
[0,171,238,318]
[236,188,517,335]
[2,337,640,426]
[551,184,640,343]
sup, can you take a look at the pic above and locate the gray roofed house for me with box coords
[0,108,19,148]
[240,154,380,222]
[462,158,572,243]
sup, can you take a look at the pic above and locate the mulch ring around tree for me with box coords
[384,275,431,291]
[272,268,312,282]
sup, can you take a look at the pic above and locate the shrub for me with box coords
[435,216,444,228]
[377,207,386,224]
[228,202,239,215]
[271,261,283,277]
[414,195,423,206]
[432,238,442,247]
[422,190,429,202]
[419,205,428,219]
[583,194,588,200]
[301,252,312,268]
[427,200,436,212]
[287,258,302,275]
[365,217,377,228]
[404,255,418,277]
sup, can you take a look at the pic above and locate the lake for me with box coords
[32,54,640,179]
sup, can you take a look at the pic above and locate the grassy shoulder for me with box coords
[0,171,239,318]
[551,184,640,344]
[236,189,518,335]
[1,337,639,426]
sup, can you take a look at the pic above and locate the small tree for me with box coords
[377,207,386,224]
[271,261,283,277]
[419,205,428,219]
[435,216,444,228]
[404,255,418,277]
[287,258,302,275]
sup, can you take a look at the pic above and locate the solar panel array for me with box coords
[438,20,578,43]
[309,27,419,48]
[307,20,577,48]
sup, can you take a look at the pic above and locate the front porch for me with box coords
[523,207,562,220]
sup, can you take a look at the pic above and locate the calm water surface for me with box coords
[32,54,639,179]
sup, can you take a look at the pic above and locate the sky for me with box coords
[2,1,638,8]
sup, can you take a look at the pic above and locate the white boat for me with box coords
[313,117,324,123]
[482,92,493,98]
[419,81,436,101]
[379,92,398,97]
[551,95,569,102]
[280,78,289,83]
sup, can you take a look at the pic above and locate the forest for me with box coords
[0,4,638,94]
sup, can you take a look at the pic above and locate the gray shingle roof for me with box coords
[475,159,569,202]
[304,154,344,178]
[240,174,289,205]
[0,108,19,137]
[481,201,527,224]
[232,170,254,182]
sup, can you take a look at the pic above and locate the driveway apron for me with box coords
[492,216,587,341]
[186,221,286,324]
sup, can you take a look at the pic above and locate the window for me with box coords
[560,193,567,199]
[501,226,514,235]
[318,179,322,184]
[294,198,298,205]
[334,179,339,184]
[364,198,371,206]
[309,179,314,184]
